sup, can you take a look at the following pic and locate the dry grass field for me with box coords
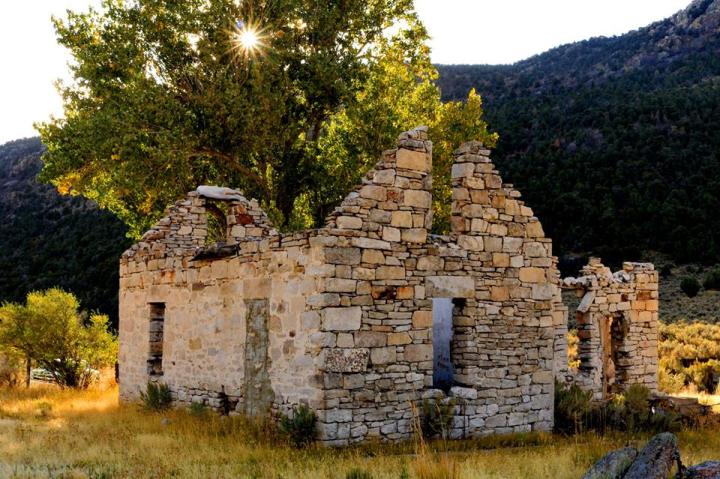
[1,385,719,479]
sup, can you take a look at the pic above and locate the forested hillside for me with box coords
[438,0,720,269]
[0,138,130,325]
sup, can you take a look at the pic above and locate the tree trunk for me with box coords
[25,356,31,388]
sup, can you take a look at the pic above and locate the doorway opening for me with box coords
[432,298,460,392]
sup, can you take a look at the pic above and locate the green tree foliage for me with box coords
[437,0,720,266]
[38,0,495,237]
[659,322,720,393]
[0,289,118,389]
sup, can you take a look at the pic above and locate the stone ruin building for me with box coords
[118,127,659,445]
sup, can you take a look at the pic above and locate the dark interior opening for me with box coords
[147,302,165,376]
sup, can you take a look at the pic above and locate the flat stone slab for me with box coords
[197,185,246,201]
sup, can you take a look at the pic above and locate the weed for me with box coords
[140,382,172,411]
[279,403,317,448]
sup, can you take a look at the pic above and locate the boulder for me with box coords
[624,433,681,479]
[582,447,638,479]
[679,461,720,479]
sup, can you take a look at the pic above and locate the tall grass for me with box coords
[0,386,719,478]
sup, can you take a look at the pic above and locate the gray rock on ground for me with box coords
[679,461,720,479]
[582,447,638,479]
[624,433,681,479]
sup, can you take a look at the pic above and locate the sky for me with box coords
[0,0,691,144]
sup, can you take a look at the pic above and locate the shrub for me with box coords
[703,268,720,291]
[279,404,317,448]
[35,401,53,418]
[0,352,23,387]
[680,277,701,297]
[554,381,592,434]
[686,360,720,393]
[189,401,208,416]
[659,365,685,394]
[609,384,650,432]
[345,468,373,479]
[659,322,720,393]
[419,398,455,439]
[567,330,580,371]
[140,382,172,411]
[660,263,674,278]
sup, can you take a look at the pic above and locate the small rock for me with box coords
[160,417,172,426]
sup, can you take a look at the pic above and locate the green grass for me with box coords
[0,385,719,478]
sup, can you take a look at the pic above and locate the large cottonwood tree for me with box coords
[38,0,496,236]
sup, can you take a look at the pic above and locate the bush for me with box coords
[141,382,172,411]
[660,264,674,278]
[703,268,720,291]
[0,352,23,387]
[279,404,317,448]
[608,384,680,433]
[567,330,580,370]
[680,277,701,297]
[346,468,373,479]
[686,360,720,393]
[419,398,455,439]
[554,381,592,434]
[659,322,720,393]
[189,401,208,416]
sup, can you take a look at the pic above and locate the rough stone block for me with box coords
[355,331,387,347]
[324,348,369,373]
[336,216,363,230]
[426,276,475,298]
[519,267,546,283]
[361,249,385,264]
[325,247,361,265]
[404,344,432,362]
[403,190,432,209]
[412,310,432,328]
[376,266,406,280]
[391,211,413,227]
[323,307,362,331]
[388,332,412,345]
[401,228,427,243]
[360,185,387,201]
[396,149,430,171]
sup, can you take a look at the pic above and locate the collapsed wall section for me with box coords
[555,258,659,400]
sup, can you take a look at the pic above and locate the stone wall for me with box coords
[119,126,561,445]
[555,258,659,400]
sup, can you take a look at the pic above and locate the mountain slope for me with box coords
[0,138,130,325]
[437,0,720,269]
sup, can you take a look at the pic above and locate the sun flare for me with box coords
[232,20,265,58]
